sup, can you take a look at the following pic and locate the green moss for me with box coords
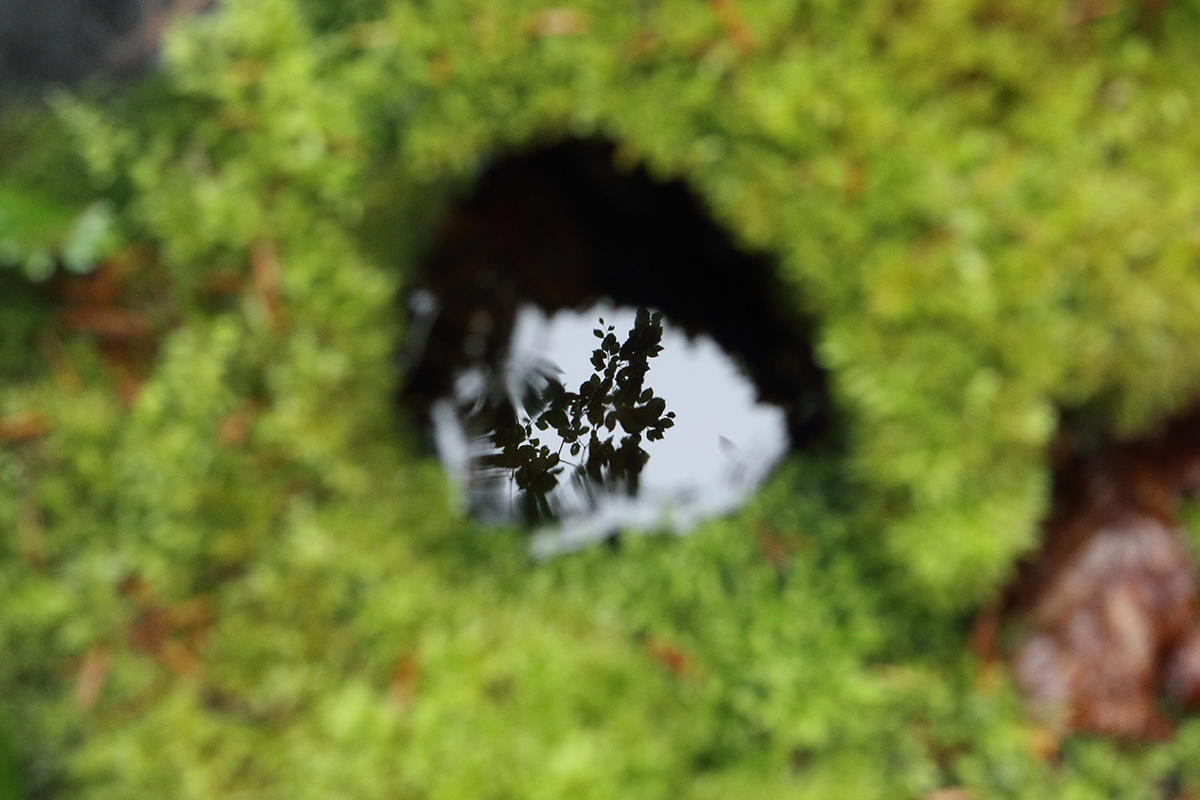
[5,0,1200,796]
[0,102,123,280]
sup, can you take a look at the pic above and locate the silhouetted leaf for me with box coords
[470,307,675,522]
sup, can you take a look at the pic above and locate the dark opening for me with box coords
[400,139,831,532]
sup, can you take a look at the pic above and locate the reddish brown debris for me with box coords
[0,411,49,442]
[54,249,167,406]
[710,0,758,56]
[1166,627,1200,708]
[202,269,243,297]
[646,636,691,676]
[58,306,151,340]
[217,401,265,448]
[387,652,421,710]
[1066,0,1119,25]
[626,30,660,60]
[1011,514,1193,738]
[119,574,213,679]
[998,403,1200,739]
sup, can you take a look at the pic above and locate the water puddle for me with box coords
[399,138,829,553]
[423,299,790,554]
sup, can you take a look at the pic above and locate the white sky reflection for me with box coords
[432,302,789,556]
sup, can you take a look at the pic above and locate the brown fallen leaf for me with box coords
[1003,401,1200,740]
[1012,514,1193,739]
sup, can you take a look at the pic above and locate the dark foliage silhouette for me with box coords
[469,307,675,523]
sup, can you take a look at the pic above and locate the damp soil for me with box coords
[399,139,832,540]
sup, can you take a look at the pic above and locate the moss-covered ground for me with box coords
[5,0,1200,796]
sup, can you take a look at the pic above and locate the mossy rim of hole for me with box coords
[398,139,834,541]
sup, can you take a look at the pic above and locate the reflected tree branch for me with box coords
[471,307,676,522]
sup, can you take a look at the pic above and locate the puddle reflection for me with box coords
[428,301,789,553]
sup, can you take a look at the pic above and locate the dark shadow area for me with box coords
[0,270,53,378]
[0,0,214,101]
[401,139,831,447]
[400,139,835,525]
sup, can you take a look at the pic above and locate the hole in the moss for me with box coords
[401,139,830,549]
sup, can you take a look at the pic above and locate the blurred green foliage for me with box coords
[4,0,1200,797]
[0,104,120,280]
[0,715,18,800]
